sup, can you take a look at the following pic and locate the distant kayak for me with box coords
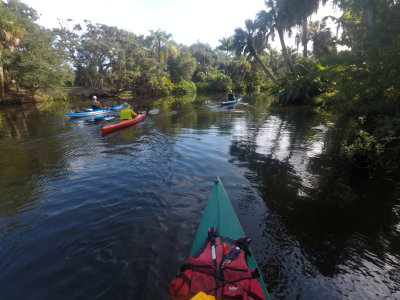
[170,177,269,300]
[68,113,119,123]
[100,111,146,135]
[66,105,122,118]
[221,97,242,106]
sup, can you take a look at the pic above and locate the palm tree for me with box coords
[285,0,328,57]
[266,45,283,75]
[256,0,294,72]
[217,36,234,54]
[309,20,337,58]
[150,29,177,64]
[232,19,278,85]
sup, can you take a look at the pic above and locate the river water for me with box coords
[0,94,399,299]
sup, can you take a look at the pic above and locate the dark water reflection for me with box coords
[0,95,399,299]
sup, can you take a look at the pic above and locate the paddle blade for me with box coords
[148,109,159,115]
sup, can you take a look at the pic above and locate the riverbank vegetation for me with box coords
[1,0,399,170]
[307,1,399,172]
[241,0,400,172]
[0,0,284,102]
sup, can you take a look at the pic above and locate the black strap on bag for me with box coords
[236,237,252,256]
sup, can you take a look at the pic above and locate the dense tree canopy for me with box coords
[1,0,72,98]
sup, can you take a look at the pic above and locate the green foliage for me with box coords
[256,1,295,72]
[194,71,206,83]
[150,75,174,96]
[13,28,73,94]
[168,48,197,83]
[243,57,270,92]
[232,20,278,84]
[321,1,400,111]
[150,29,178,64]
[309,21,337,59]
[343,130,383,165]
[341,113,400,169]
[34,89,69,101]
[172,80,196,96]
[322,0,400,169]
[269,59,328,105]
[321,49,400,115]
[214,51,232,76]
[2,1,73,97]
[217,36,234,53]
[229,57,251,88]
[5,0,38,21]
[233,82,246,92]
[196,68,232,92]
[208,73,232,91]
[189,42,215,73]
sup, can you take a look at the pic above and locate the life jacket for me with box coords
[92,100,101,110]
[170,227,265,300]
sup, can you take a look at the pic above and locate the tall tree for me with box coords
[3,0,72,97]
[189,42,215,74]
[11,27,73,96]
[280,0,326,58]
[217,36,234,54]
[265,45,283,75]
[231,57,251,83]
[232,19,278,85]
[150,29,177,64]
[0,1,23,98]
[168,47,197,82]
[75,22,120,94]
[256,0,294,72]
[309,20,337,58]
[107,29,141,94]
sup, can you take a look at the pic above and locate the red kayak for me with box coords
[100,111,146,135]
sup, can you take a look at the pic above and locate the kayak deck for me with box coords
[189,177,270,299]
[68,113,119,123]
[221,97,242,106]
[100,111,146,134]
[66,105,122,118]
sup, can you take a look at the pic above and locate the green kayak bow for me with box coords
[189,177,270,300]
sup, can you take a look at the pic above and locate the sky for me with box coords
[21,0,268,48]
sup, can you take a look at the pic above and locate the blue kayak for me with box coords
[221,97,242,106]
[68,112,119,123]
[66,105,122,118]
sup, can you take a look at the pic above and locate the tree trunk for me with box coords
[157,39,161,63]
[116,65,125,95]
[249,47,278,85]
[116,76,122,95]
[0,51,5,99]
[97,65,103,94]
[241,71,246,82]
[302,18,308,58]
[277,26,294,72]
[83,67,94,92]
[97,75,103,95]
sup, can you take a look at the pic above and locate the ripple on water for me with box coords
[1,102,399,299]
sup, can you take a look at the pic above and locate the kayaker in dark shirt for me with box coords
[228,90,237,101]
[91,96,103,110]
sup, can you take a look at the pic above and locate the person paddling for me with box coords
[119,102,137,120]
[227,90,237,101]
[91,96,104,110]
